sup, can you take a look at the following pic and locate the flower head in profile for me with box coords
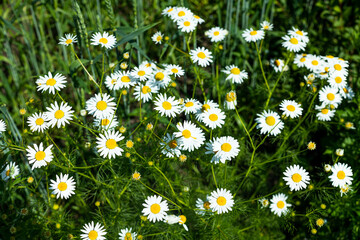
[1,162,20,181]
[0,119,6,134]
[91,32,116,49]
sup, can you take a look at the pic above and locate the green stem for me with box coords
[46,132,73,167]
[211,165,218,188]
[255,42,270,93]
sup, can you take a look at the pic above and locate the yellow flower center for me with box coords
[183,21,191,27]
[138,70,146,76]
[316,218,324,227]
[250,30,257,36]
[265,116,276,126]
[275,60,281,67]
[334,64,342,71]
[214,31,220,36]
[162,101,172,110]
[105,139,117,149]
[291,173,302,183]
[54,110,64,119]
[216,196,227,206]
[327,55,334,58]
[65,39,72,44]
[35,151,46,161]
[179,215,186,224]
[150,203,161,214]
[197,52,206,59]
[209,114,218,121]
[335,76,342,83]
[264,25,269,29]
[289,38,298,44]
[286,105,295,112]
[296,30,303,36]
[327,93,335,101]
[194,15,200,19]
[99,38,108,44]
[171,68,178,73]
[221,143,232,152]
[96,101,108,111]
[6,169,10,176]
[156,36,162,41]
[155,72,165,81]
[35,118,44,125]
[312,60,319,66]
[300,57,306,62]
[226,92,236,102]
[178,11,185,17]
[185,102,194,107]
[203,201,210,209]
[101,119,110,126]
[337,170,345,180]
[230,67,240,75]
[343,87,348,93]
[321,108,329,114]
[125,232,132,240]
[277,201,285,209]
[111,79,117,84]
[132,172,140,180]
[88,230,98,240]
[57,182,68,191]
[167,8,173,12]
[46,78,57,86]
[182,129,191,138]
[141,86,151,94]
[168,140,178,149]
[121,76,131,82]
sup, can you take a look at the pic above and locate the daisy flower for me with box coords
[205,27,228,42]
[181,98,201,115]
[315,105,335,121]
[1,162,20,181]
[336,148,344,157]
[152,31,164,44]
[281,35,306,52]
[45,101,74,128]
[195,196,213,215]
[271,59,285,72]
[279,100,303,118]
[205,136,240,164]
[179,215,188,231]
[174,121,205,152]
[96,129,124,159]
[294,53,308,68]
[307,141,316,150]
[80,221,107,240]
[242,28,265,42]
[0,119,6,134]
[133,81,159,103]
[131,65,153,82]
[283,165,310,191]
[255,110,284,136]
[305,55,325,73]
[171,7,193,22]
[26,143,53,170]
[162,6,176,17]
[270,193,291,216]
[329,162,353,188]
[190,47,213,67]
[201,107,226,129]
[165,64,184,77]
[177,17,197,33]
[142,195,169,222]
[91,32,116,49]
[222,65,248,84]
[224,91,237,110]
[93,116,119,130]
[86,93,116,119]
[50,173,76,199]
[160,133,182,158]
[27,112,49,133]
[329,59,349,76]
[140,60,157,70]
[193,14,205,24]
[208,188,234,214]
[195,100,220,121]
[154,94,181,118]
[339,86,355,100]
[36,72,66,94]
[116,70,137,89]
[328,72,347,90]
[104,73,119,90]
[340,184,351,197]
[258,198,270,208]
[118,228,137,240]
[288,27,309,43]
[58,33,77,46]
[319,86,342,108]
[260,21,273,31]
[151,69,171,89]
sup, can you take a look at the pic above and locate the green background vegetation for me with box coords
[1,0,359,239]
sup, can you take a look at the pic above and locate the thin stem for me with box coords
[46,132,73,167]
[153,165,176,196]
[255,42,270,93]
[211,165,218,188]
[166,41,190,56]
[163,117,173,137]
